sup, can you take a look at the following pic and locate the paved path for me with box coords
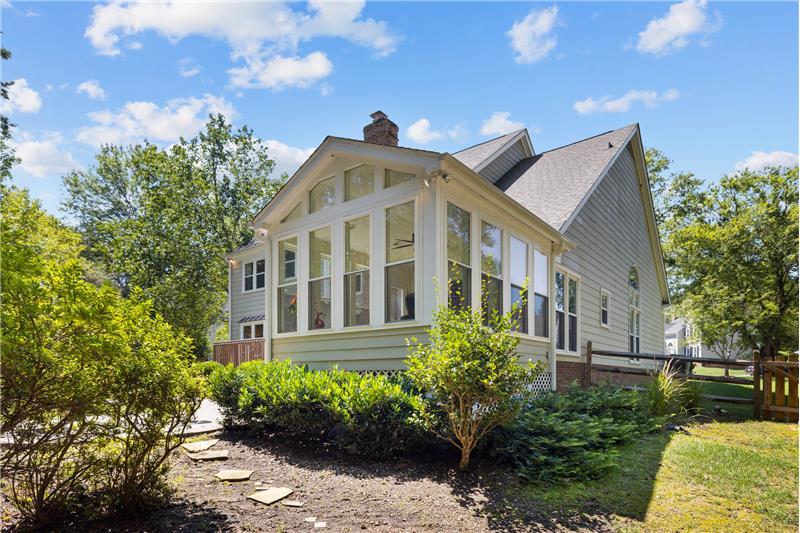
[184,399,223,436]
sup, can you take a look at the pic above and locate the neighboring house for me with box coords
[665,317,750,361]
[220,111,669,390]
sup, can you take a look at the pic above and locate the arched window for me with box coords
[628,267,640,354]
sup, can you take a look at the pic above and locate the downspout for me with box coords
[227,259,232,341]
[548,241,558,391]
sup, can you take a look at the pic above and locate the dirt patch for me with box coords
[2,431,616,532]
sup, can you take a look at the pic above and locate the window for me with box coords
[568,278,578,352]
[510,236,528,333]
[344,216,370,327]
[241,322,264,339]
[384,168,415,188]
[600,289,609,328]
[281,202,302,223]
[446,202,471,310]
[309,176,335,213]
[277,237,298,333]
[628,267,641,355]
[556,271,579,352]
[385,202,415,322]
[480,221,502,325]
[345,165,375,201]
[555,272,565,350]
[243,259,265,292]
[533,248,549,338]
[309,226,332,330]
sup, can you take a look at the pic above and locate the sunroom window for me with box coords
[385,202,415,322]
[309,176,335,213]
[480,221,502,325]
[243,259,265,292]
[309,226,332,330]
[533,248,549,337]
[345,165,375,201]
[446,202,471,310]
[344,216,370,327]
[384,168,415,188]
[510,236,528,333]
[277,237,298,333]
[281,202,302,223]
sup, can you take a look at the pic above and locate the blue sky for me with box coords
[4,1,798,216]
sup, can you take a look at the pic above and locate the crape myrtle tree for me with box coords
[63,115,286,357]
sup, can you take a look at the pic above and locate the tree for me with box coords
[680,292,742,376]
[406,300,540,470]
[1,39,19,189]
[63,115,285,356]
[666,165,799,359]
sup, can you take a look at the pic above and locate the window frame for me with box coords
[240,321,265,339]
[628,267,641,362]
[509,233,528,334]
[384,197,418,324]
[343,211,373,328]
[275,234,299,335]
[599,288,610,329]
[445,200,473,311]
[344,163,376,202]
[307,224,333,331]
[308,175,337,214]
[242,258,266,293]
[555,267,581,356]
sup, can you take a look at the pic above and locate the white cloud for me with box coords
[319,82,333,97]
[0,78,42,114]
[264,139,314,177]
[227,52,333,90]
[734,151,798,172]
[636,0,722,56]
[573,89,679,114]
[405,118,466,145]
[178,57,201,78]
[77,79,106,100]
[85,0,397,91]
[76,94,236,147]
[14,131,79,178]
[480,112,524,136]
[506,6,559,64]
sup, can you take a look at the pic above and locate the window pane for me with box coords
[511,285,528,333]
[569,315,577,352]
[601,292,608,310]
[448,261,471,309]
[255,323,264,338]
[245,276,253,291]
[309,226,332,279]
[510,237,527,286]
[555,272,565,311]
[533,248,548,295]
[345,216,370,273]
[481,222,502,277]
[534,294,548,337]
[256,259,265,273]
[447,203,471,265]
[345,271,370,327]
[282,203,302,223]
[556,311,565,350]
[385,168,415,188]
[481,273,502,325]
[279,238,297,284]
[255,259,265,289]
[568,278,577,314]
[309,176,336,213]
[309,278,331,330]
[256,272,265,289]
[243,325,252,339]
[386,262,415,322]
[345,164,375,201]
[601,308,608,325]
[278,285,297,333]
[386,202,415,264]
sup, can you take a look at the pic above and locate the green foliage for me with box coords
[492,385,658,482]
[208,361,429,457]
[62,115,285,357]
[1,188,205,525]
[0,39,18,187]
[405,301,541,469]
[194,360,223,379]
[643,360,702,418]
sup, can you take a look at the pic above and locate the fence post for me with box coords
[583,341,593,389]
[753,349,762,419]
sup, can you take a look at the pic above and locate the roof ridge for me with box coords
[537,123,637,156]
[453,129,523,155]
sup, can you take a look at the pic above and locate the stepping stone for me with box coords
[187,450,229,461]
[247,487,293,506]
[281,500,304,507]
[215,469,253,482]
[304,517,317,523]
[314,522,327,529]
[181,439,219,453]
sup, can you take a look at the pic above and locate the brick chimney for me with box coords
[363,111,399,147]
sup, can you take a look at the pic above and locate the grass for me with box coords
[519,419,798,532]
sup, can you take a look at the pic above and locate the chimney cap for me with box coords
[370,110,388,121]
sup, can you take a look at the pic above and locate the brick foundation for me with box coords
[556,361,652,391]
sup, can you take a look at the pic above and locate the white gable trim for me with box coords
[473,129,534,173]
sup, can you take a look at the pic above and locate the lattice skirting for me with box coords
[528,372,552,396]
[355,369,404,379]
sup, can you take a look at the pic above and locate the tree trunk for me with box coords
[458,443,472,471]
[724,366,730,377]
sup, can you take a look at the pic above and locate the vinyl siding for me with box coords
[559,145,665,367]
[479,140,527,184]
[230,245,267,340]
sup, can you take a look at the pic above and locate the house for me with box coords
[665,317,749,361]
[217,111,669,390]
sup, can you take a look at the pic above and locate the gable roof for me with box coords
[493,124,638,231]
[452,130,526,170]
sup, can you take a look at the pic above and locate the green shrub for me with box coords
[643,360,702,417]
[492,385,659,482]
[194,360,223,379]
[208,361,429,457]
[406,301,541,470]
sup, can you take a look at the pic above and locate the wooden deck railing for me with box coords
[213,339,265,366]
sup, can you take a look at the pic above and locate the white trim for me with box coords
[227,260,232,340]
[240,320,265,339]
[554,267,581,356]
[599,287,610,329]
[472,129,533,173]
[241,258,266,293]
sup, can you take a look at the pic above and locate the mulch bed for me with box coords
[2,431,615,532]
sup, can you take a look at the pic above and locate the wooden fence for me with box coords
[585,341,799,421]
[213,339,265,366]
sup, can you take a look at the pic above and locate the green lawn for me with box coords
[520,419,798,532]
